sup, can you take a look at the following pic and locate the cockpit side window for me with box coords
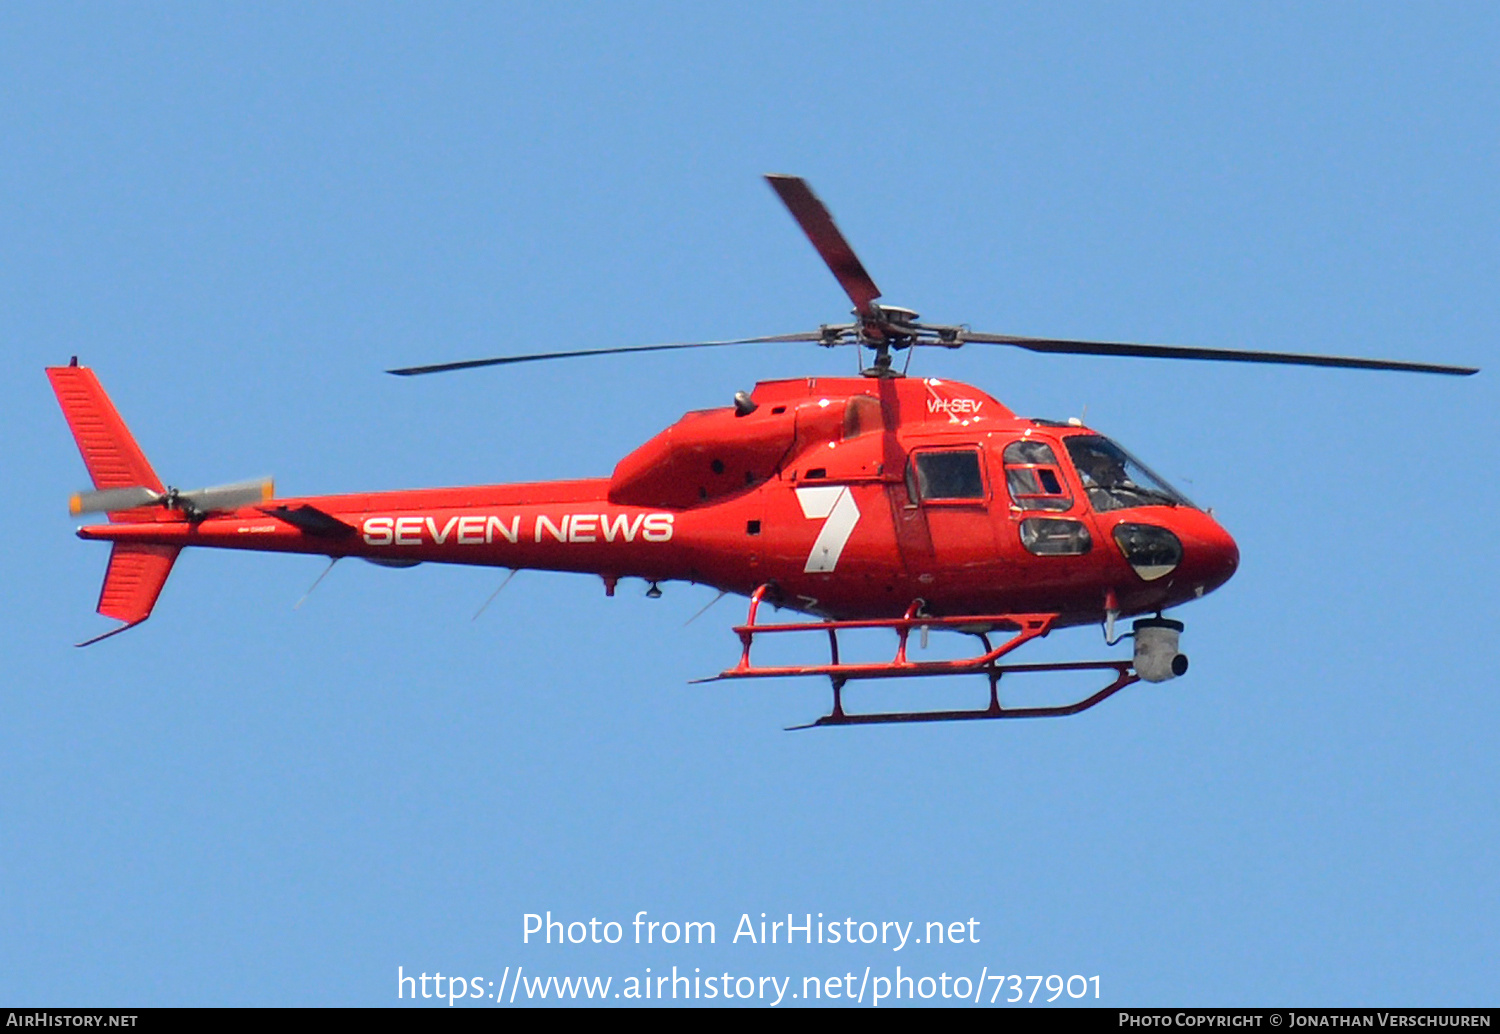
[1002,440,1072,512]
[906,449,985,502]
[1064,435,1195,512]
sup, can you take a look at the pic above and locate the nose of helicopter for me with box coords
[1173,508,1240,596]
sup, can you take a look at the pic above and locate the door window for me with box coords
[1002,440,1072,511]
[906,449,985,502]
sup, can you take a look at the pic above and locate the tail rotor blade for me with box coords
[70,486,162,515]
[177,477,275,514]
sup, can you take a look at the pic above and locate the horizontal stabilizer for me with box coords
[264,503,356,538]
[79,542,180,646]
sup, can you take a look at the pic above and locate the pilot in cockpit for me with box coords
[1065,435,1190,511]
[1073,442,1132,490]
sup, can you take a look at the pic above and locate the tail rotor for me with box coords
[69,477,274,520]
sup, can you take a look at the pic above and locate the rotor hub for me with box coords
[871,304,919,325]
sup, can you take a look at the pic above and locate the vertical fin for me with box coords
[47,365,164,493]
[78,542,180,647]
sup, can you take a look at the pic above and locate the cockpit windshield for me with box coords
[1064,435,1195,512]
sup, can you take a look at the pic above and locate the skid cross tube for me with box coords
[706,585,1142,728]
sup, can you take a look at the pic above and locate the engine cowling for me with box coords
[608,404,796,509]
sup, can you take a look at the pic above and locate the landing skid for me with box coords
[701,585,1141,729]
[786,661,1137,729]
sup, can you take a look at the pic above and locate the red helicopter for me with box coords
[51,176,1477,727]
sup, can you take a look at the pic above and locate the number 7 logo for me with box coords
[794,485,861,573]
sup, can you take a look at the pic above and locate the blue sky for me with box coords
[2,3,1495,1007]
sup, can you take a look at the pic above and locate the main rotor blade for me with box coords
[765,175,882,318]
[386,333,823,376]
[960,333,1479,376]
